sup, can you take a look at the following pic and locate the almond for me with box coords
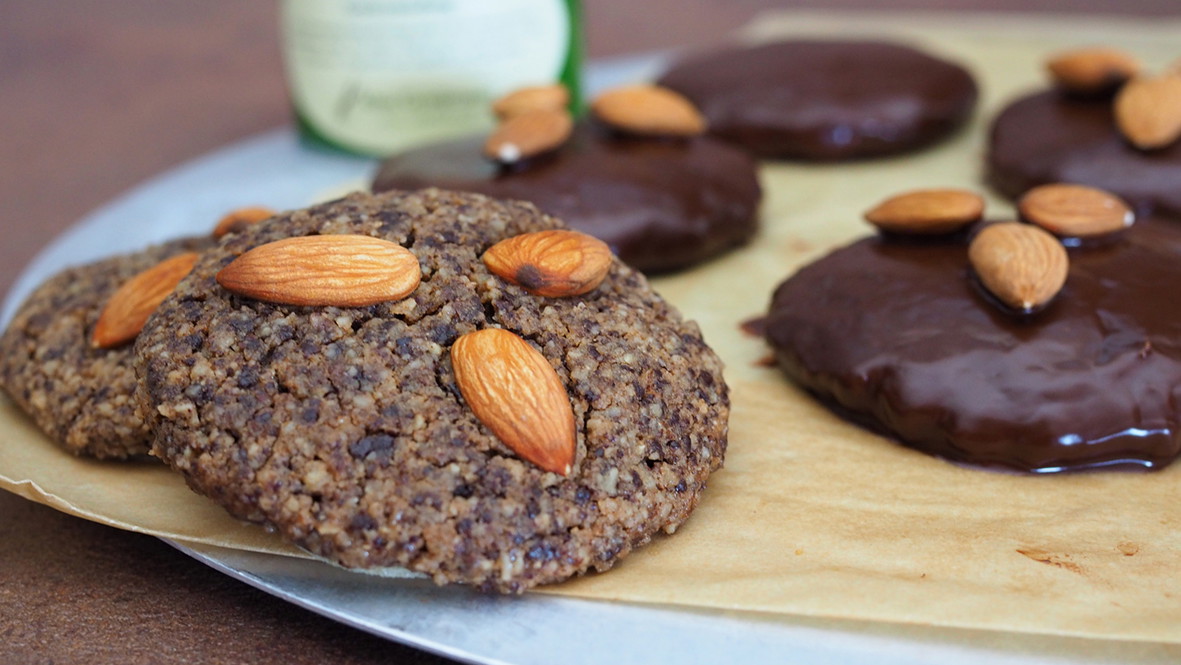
[492,84,570,121]
[92,252,199,348]
[968,222,1068,313]
[1046,47,1140,93]
[864,189,985,234]
[483,108,573,164]
[482,230,612,297]
[1018,183,1134,238]
[212,206,276,239]
[216,235,420,307]
[451,328,576,475]
[1114,75,1181,149]
[591,84,706,137]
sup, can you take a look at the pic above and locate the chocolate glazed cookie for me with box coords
[371,123,761,273]
[136,189,728,592]
[657,40,978,160]
[987,90,1181,220]
[765,220,1181,473]
[0,237,210,458]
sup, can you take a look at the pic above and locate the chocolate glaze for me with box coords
[988,90,1181,220]
[765,221,1181,473]
[657,40,978,160]
[739,315,767,338]
[371,124,761,273]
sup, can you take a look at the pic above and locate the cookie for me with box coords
[136,189,729,592]
[764,218,1181,473]
[371,122,761,273]
[0,237,210,458]
[987,89,1181,219]
[657,40,978,160]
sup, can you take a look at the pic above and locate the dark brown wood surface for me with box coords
[1,2,1177,663]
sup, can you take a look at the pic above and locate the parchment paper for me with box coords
[3,10,1180,645]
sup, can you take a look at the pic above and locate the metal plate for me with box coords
[172,541,1169,665]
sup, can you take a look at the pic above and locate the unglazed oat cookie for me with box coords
[0,237,210,458]
[136,189,728,592]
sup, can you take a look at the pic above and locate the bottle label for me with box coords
[282,0,575,156]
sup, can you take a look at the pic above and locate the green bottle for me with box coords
[281,0,583,157]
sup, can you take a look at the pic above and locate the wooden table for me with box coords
[1,1,1176,663]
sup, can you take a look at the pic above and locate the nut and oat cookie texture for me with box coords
[0,237,210,459]
[135,189,729,593]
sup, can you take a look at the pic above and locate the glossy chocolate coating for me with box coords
[988,90,1181,220]
[657,40,978,160]
[765,221,1181,473]
[371,124,761,273]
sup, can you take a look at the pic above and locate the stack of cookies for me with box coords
[0,188,729,593]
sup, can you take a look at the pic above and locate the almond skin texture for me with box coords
[591,84,707,137]
[1018,183,1134,238]
[491,84,570,121]
[483,108,573,164]
[1114,75,1181,150]
[92,252,199,348]
[212,206,276,239]
[864,188,985,235]
[215,235,420,307]
[451,328,576,476]
[482,230,612,297]
[969,222,1069,313]
[1046,47,1140,94]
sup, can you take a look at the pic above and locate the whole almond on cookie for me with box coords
[484,108,574,164]
[492,84,570,121]
[591,84,706,137]
[1114,75,1181,150]
[1018,183,1134,238]
[864,189,985,234]
[216,235,420,307]
[483,230,612,297]
[92,252,199,348]
[212,206,276,239]
[451,328,576,476]
[1046,47,1140,94]
[969,222,1068,313]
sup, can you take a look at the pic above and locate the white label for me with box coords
[282,0,571,155]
